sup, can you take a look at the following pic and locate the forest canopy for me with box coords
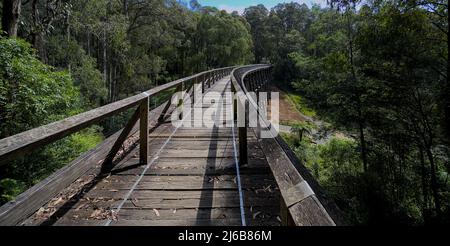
[243,0,448,224]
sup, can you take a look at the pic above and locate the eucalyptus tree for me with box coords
[244,4,270,63]
[1,0,21,37]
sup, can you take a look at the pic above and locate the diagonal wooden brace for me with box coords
[158,84,182,123]
[102,105,141,172]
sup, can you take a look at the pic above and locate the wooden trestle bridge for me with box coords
[0,65,342,226]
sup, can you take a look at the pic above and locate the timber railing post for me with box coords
[258,72,263,90]
[251,75,256,91]
[264,69,268,93]
[260,71,264,91]
[201,73,205,94]
[267,69,270,92]
[258,71,262,89]
[257,71,263,138]
[246,77,251,91]
[232,83,238,123]
[255,73,259,91]
[191,78,195,105]
[140,97,149,164]
[238,99,248,166]
[208,72,211,88]
[280,198,295,226]
[232,74,248,167]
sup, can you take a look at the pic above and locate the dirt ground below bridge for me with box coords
[270,85,306,123]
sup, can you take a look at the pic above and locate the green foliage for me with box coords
[316,138,362,182]
[71,56,106,108]
[194,9,254,68]
[0,179,26,204]
[248,0,448,224]
[0,36,103,204]
[285,133,369,224]
[244,5,271,63]
[0,37,79,137]
[0,127,103,204]
[46,35,107,108]
[316,138,367,224]
[284,90,316,117]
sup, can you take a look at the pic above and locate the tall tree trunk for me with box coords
[425,145,441,219]
[30,0,38,46]
[1,0,21,37]
[109,60,113,103]
[103,32,107,86]
[123,0,128,17]
[67,11,71,73]
[113,64,117,102]
[445,81,450,144]
[419,145,429,224]
[358,102,368,172]
[86,32,90,56]
[346,8,368,173]
[415,87,441,220]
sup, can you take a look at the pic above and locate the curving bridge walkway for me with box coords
[24,77,279,226]
[0,65,341,226]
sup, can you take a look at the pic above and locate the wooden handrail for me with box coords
[0,66,235,166]
[231,65,343,226]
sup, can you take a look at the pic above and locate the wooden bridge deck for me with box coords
[21,76,282,226]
